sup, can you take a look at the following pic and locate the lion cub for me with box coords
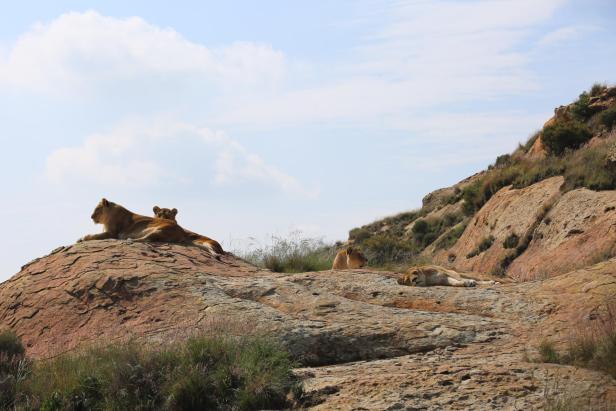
[153,206,177,221]
[332,247,368,269]
[398,265,498,287]
[152,205,224,255]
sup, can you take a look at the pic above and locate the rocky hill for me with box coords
[1,240,616,409]
[350,84,616,280]
[2,85,616,409]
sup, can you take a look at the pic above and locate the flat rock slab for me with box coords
[1,240,615,409]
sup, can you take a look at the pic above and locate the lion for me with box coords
[152,206,222,253]
[398,265,499,287]
[332,247,368,269]
[78,199,224,255]
[153,206,177,221]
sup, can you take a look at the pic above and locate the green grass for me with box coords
[0,330,28,409]
[3,333,300,411]
[240,233,335,273]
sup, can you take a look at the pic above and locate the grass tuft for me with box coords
[5,333,300,411]
[240,232,335,273]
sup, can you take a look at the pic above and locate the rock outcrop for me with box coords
[1,240,615,409]
[432,176,564,275]
[508,188,616,280]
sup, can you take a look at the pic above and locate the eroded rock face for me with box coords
[508,188,616,280]
[1,240,615,409]
[433,176,564,275]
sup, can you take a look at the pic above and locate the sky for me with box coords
[1,0,615,281]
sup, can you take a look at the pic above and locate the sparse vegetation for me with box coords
[241,232,335,273]
[0,330,28,409]
[434,221,468,251]
[590,82,608,97]
[542,120,592,156]
[538,340,560,364]
[535,302,616,379]
[362,234,414,266]
[466,235,495,259]
[503,233,520,249]
[2,332,300,411]
[348,85,616,267]
[600,105,616,130]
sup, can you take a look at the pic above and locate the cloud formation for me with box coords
[0,10,285,95]
[45,120,318,198]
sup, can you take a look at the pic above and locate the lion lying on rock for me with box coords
[79,199,224,255]
[398,265,499,287]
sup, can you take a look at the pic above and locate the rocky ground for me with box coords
[1,240,615,409]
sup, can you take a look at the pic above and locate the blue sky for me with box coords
[1,0,615,281]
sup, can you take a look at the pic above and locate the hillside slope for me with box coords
[350,84,616,279]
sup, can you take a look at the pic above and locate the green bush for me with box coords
[542,120,592,156]
[570,91,593,120]
[15,335,299,411]
[241,233,335,273]
[348,227,371,243]
[362,234,415,266]
[600,105,616,130]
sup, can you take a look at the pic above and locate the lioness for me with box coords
[332,247,368,269]
[398,265,499,287]
[79,199,224,255]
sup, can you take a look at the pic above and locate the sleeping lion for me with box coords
[398,265,499,287]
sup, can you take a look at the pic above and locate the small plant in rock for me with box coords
[466,235,495,259]
[503,233,520,249]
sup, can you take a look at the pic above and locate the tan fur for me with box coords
[398,265,499,287]
[152,205,224,255]
[153,206,177,221]
[79,199,224,255]
[332,247,368,269]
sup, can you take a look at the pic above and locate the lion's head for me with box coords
[397,268,419,286]
[90,198,123,226]
[153,206,178,221]
[345,247,368,269]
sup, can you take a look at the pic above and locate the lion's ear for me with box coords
[171,208,178,217]
[102,198,109,207]
[153,206,160,213]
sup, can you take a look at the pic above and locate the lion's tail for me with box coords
[190,234,225,257]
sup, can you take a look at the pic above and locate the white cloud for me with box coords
[45,120,318,198]
[0,10,285,95]
[213,0,567,130]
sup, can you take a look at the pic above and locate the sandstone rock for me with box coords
[2,240,615,409]
[0,240,501,363]
[508,188,616,280]
[433,176,564,275]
